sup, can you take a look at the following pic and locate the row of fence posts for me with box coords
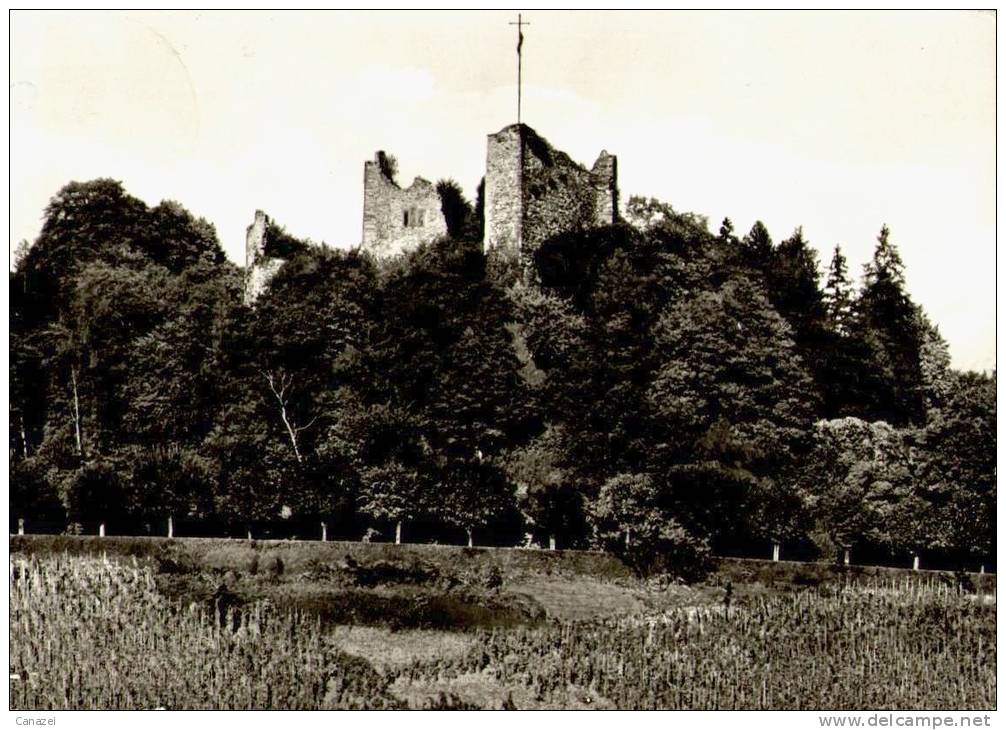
[13,518,385,546]
[767,541,986,575]
[8,517,990,573]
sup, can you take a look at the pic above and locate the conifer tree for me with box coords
[863,225,906,290]
[741,221,773,270]
[766,227,826,342]
[823,245,854,335]
[855,225,925,424]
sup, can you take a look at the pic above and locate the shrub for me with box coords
[622,520,715,583]
[347,558,439,588]
[593,473,714,582]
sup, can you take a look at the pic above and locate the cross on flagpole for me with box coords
[509,14,530,124]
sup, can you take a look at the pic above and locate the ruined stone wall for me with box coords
[483,124,618,271]
[361,152,448,258]
[245,209,268,269]
[244,258,284,306]
[243,210,285,306]
[591,151,619,227]
[484,126,524,260]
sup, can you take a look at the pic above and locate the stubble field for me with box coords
[9,540,996,710]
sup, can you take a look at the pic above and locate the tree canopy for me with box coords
[9,179,994,574]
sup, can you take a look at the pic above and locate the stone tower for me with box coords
[243,210,285,306]
[483,123,618,270]
[361,151,448,258]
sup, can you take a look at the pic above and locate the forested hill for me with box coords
[9,179,995,573]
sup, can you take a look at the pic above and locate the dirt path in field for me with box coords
[507,577,647,620]
[326,625,476,672]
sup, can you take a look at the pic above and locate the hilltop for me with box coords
[10,179,996,575]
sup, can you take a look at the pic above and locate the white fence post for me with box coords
[549,534,557,551]
[99,523,105,538]
[167,516,174,539]
[17,518,24,536]
[912,555,920,571]
[843,548,850,566]
[772,543,780,562]
[321,522,327,542]
[395,521,402,545]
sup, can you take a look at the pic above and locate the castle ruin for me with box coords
[243,210,285,305]
[359,123,618,266]
[361,152,448,258]
[483,124,618,271]
[244,124,618,303]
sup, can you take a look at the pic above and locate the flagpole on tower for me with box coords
[510,14,529,124]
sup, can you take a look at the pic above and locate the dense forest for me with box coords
[9,179,996,574]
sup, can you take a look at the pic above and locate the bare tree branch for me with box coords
[260,368,309,463]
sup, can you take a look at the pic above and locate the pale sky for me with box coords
[9,11,995,371]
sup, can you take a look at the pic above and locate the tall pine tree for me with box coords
[823,244,854,335]
[741,220,773,270]
[855,225,926,424]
